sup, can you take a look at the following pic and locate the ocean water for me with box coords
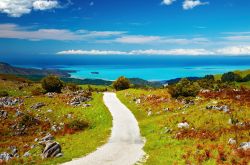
[9,55,250,81]
[61,65,250,81]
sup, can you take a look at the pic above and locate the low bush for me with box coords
[41,75,63,93]
[0,91,9,97]
[112,76,130,91]
[221,72,242,82]
[67,83,81,92]
[168,78,201,98]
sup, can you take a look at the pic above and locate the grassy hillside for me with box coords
[117,89,250,164]
[0,77,112,164]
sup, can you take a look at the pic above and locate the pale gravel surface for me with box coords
[62,92,145,165]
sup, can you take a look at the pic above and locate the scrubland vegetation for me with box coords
[117,71,250,164]
[0,74,112,164]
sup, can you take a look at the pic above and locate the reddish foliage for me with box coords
[200,88,250,106]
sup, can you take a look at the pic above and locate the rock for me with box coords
[162,127,172,134]
[45,93,56,98]
[228,138,236,145]
[0,110,8,119]
[0,97,23,107]
[39,133,54,144]
[15,110,23,117]
[31,102,45,110]
[47,109,53,113]
[238,142,250,150]
[206,105,230,113]
[147,111,152,116]
[41,141,62,159]
[135,99,141,104]
[67,114,72,119]
[10,146,18,157]
[34,138,39,142]
[177,122,189,129]
[23,151,31,157]
[163,108,169,112]
[83,104,91,108]
[0,152,12,161]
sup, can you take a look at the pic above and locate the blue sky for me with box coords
[0,0,250,58]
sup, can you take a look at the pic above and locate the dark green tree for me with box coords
[41,75,63,93]
[112,76,130,91]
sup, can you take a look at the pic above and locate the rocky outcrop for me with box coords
[0,97,23,107]
[31,102,45,110]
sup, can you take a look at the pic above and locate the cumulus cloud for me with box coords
[0,0,59,17]
[162,0,176,5]
[57,49,215,56]
[115,35,161,44]
[183,0,209,10]
[216,46,250,55]
[33,0,58,10]
[58,46,250,56]
[0,24,125,41]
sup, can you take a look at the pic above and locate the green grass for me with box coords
[0,79,112,165]
[117,89,250,164]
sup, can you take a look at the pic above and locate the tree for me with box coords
[112,76,130,91]
[41,75,63,93]
[221,72,242,82]
[242,74,250,82]
[168,78,201,98]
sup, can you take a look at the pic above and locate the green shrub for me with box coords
[168,78,201,98]
[112,76,130,91]
[242,74,250,82]
[0,91,9,97]
[41,75,63,93]
[221,72,242,82]
[67,83,81,92]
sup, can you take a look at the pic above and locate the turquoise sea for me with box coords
[10,55,250,81]
[61,65,250,81]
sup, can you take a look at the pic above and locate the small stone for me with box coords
[23,151,31,157]
[0,110,8,119]
[228,138,236,145]
[31,102,45,110]
[177,122,189,129]
[147,111,152,116]
[47,109,53,113]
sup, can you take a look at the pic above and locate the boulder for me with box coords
[206,105,230,113]
[0,97,23,107]
[238,142,250,150]
[31,102,45,110]
[177,122,189,129]
[0,152,12,161]
[0,110,8,119]
[41,141,63,159]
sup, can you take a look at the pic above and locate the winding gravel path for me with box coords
[62,92,145,165]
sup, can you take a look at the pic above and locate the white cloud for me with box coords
[115,35,161,44]
[57,50,127,55]
[114,35,209,44]
[58,46,250,56]
[33,0,58,10]
[162,0,176,5]
[216,46,250,55]
[0,0,59,17]
[223,35,250,41]
[57,49,215,56]
[183,0,209,10]
[0,24,125,41]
